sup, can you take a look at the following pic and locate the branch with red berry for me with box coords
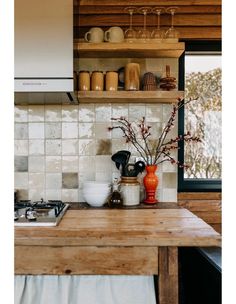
[108,97,201,167]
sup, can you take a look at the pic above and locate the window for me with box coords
[178,41,222,191]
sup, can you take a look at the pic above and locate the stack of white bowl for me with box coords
[82,181,112,207]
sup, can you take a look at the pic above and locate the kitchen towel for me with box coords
[15,275,156,304]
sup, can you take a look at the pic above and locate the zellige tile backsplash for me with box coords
[14,103,178,203]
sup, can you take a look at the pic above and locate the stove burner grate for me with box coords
[15,199,67,217]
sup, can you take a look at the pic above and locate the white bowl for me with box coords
[82,190,110,207]
[83,181,111,188]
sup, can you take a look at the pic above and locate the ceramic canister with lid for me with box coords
[120,176,140,206]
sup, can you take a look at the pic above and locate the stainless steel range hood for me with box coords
[14,0,75,103]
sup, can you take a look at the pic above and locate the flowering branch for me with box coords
[108,97,201,167]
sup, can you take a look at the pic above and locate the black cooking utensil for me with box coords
[123,161,146,177]
[134,161,146,174]
[111,150,131,174]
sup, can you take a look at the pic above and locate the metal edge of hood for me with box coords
[14,78,73,92]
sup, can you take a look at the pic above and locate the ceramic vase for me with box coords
[143,165,158,204]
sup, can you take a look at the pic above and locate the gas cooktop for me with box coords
[14,199,70,227]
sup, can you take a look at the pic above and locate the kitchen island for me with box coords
[15,207,221,304]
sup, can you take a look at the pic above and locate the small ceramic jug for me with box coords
[125,63,140,91]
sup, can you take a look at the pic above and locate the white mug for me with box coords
[84,27,104,43]
[104,27,124,43]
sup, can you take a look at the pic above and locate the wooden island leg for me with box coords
[158,247,178,304]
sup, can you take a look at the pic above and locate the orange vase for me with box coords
[143,165,158,204]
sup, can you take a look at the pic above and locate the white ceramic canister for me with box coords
[120,177,140,206]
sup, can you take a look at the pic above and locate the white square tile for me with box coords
[62,105,78,122]
[78,105,95,122]
[94,123,111,139]
[78,123,94,139]
[162,188,177,202]
[45,140,61,155]
[15,140,28,156]
[14,172,28,189]
[28,189,45,201]
[46,173,62,189]
[95,104,112,122]
[112,104,129,118]
[28,106,45,122]
[46,156,62,172]
[79,139,95,156]
[28,156,45,172]
[129,105,146,121]
[62,189,79,202]
[162,172,177,188]
[95,171,112,182]
[45,189,62,200]
[78,190,85,202]
[78,171,96,189]
[29,139,45,155]
[29,173,45,189]
[15,123,28,139]
[62,122,79,139]
[163,104,173,121]
[62,139,79,155]
[79,156,95,172]
[28,123,45,139]
[15,106,28,122]
[45,105,62,122]
[62,156,78,172]
[111,139,129,154]
[146,104,162,122]
[147,122,162,140]
[45,122,61,139]
[95,156,112,172]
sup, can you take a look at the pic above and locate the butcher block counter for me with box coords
[15,208,221,304]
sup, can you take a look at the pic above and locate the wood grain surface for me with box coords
[15,209,221,247]
[178,192,222,234]
[74,0,221,40]
[15,246,158,275]
[158,247,178,304]
[77,90,184,104]
[74,41,185,58]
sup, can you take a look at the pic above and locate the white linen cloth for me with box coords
[15,275,156,304]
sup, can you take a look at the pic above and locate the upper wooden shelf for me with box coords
[74,41,185,58]
[77,90,184,104]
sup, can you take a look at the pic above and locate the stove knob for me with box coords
[25,209,37,221]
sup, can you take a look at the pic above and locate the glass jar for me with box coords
[105,71,118,91]
[91,71,104,91]
[78,71,90,91]
[120,176,140,206]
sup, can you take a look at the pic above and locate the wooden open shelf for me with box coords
[77,90,184,104]
[74,41,185,58]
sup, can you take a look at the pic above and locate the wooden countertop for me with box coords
[15,208,221,247]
